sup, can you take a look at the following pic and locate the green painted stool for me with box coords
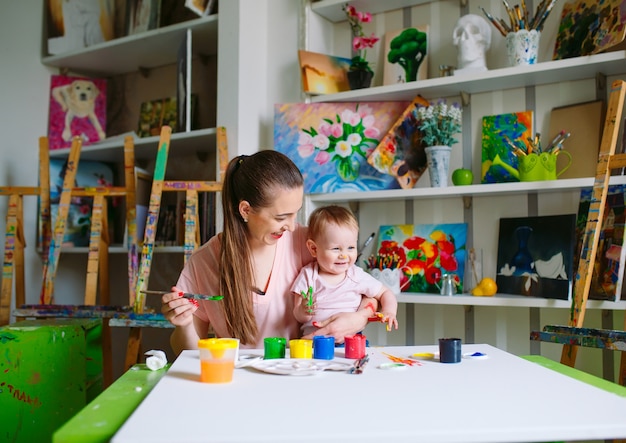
[0,318,103,443]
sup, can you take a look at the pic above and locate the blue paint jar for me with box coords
[313,335,335,360]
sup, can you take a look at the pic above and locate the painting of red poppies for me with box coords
[376,223,467,294]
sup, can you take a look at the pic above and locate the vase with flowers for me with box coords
[343,4,379,90]
[297,105,380,182]
[415,100,463,187]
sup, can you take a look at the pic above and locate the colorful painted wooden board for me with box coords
[561,80,626,368]
[531,325,626,351]
[41,137,82,304]
[553,0,626,60]
[375,223,467,294]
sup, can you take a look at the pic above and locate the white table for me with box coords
[112,344,626,443]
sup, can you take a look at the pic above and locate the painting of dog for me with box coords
[48,75,107,150]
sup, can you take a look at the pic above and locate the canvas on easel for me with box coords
[496,214,576,300]
[575,185,626,301]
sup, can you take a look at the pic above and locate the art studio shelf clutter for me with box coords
[296,0,626,307]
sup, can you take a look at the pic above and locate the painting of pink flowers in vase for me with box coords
[274,102,408,193]
[376,224,468,294]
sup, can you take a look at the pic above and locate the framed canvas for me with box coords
[481,111,533,183]
[298,50,351,95]
[367,95,430,189]
[496,214,576,300]
[46,0,115,54]
[126,0,161,36]
[48,74,107,150]
[382,26,429,85]
[185,0,217,16]
[376,223,468,294]
[137,97,177,137]
[274,101,409,193]
[553,0,626,60]
[576,185,626,301]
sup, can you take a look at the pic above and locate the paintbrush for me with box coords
[141,290,224,301]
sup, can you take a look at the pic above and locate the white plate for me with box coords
[251,358,353,376]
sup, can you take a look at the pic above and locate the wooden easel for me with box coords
[531,80,626,386]
[0,137,50,325]
[121,126,228,370]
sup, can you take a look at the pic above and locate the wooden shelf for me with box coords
[48,128,217,163]
[41,15,218,76]
[308,51,626,102]
[396,293,626,310]
[307,175,626,203]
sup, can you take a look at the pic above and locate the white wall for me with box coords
[0,1,50,307]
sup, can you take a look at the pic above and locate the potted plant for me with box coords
[343,4,379,89]
[414,100,463,187]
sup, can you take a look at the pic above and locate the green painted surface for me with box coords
[53,364,169,443]
[522,355,626,396]
[0,319,102,443]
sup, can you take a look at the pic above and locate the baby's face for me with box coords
[313,224,359,276]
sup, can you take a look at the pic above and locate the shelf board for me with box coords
[306,175,626,203]
[312,0,431,22]
[397,293,626,310]
[41,15,218,76]
[48,128,217,163]
[309,51,626,102]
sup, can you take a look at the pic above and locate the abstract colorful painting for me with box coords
[553,0,626,60]
[375,224,468,294]
[496,215,576,300]
[274,101,409,193]
[298,50,352,95]
[481,111,533,183]
[576,185,626,301]
[48,74,107,150]
[367,95,430,189]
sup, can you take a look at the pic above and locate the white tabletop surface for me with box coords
[112,344,626,443]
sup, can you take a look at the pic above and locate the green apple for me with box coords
[452,168,473,186]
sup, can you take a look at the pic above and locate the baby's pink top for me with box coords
[291,262,383,336]
[176,225,312,349]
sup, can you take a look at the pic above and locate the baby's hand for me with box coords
[300,287,315,315]
[380,312,399,331]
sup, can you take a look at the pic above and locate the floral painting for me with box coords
[481,111,533,183]
[274,101,409,193]
[375,223,467,294]
[496,215,576,300]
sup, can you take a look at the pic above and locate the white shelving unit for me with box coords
[302,0,626,354]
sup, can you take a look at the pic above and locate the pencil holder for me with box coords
[506,29,540,66]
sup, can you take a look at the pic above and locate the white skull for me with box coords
[453,14,492,69]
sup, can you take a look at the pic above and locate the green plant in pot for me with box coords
[343,4,379,90]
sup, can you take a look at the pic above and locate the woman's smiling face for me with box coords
[243,186,304,246]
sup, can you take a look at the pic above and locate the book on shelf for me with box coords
[177,29,193,133]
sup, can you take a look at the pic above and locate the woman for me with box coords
[161,150,375,355]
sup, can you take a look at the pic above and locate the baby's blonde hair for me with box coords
[307,205,359,241]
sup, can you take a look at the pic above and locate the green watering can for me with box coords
[492,151,572,182]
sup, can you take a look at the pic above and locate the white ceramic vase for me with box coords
[425,145,452,187]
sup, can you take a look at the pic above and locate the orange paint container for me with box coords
[198,338,239,383]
